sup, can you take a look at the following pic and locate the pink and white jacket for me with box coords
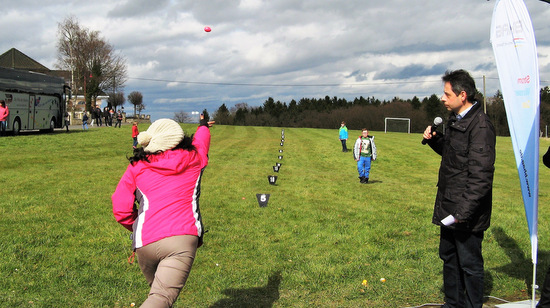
[112,125,211,249]
[0,105,8,122]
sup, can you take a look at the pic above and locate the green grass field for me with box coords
[0,124,549,307]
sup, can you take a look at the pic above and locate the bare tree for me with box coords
[56,16,81,101]
[137,103,146,117]
[108,92,125,111]
[229,102,249,114]
[128,91,143,118]
[174,111,191,123]
[56,16,127,111]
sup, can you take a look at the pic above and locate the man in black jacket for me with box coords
[423,69,496,308]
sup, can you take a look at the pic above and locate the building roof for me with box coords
[0,48,51,73]
[0,48,71,82]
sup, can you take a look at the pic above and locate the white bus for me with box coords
[0,67,70,135]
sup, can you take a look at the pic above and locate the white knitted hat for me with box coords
[137,119,184,153]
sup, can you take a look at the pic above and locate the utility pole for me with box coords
[483,75,487,113]
[84,75,87,112]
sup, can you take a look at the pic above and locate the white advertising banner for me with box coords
[491,0,540,263]
[491,1,539,304]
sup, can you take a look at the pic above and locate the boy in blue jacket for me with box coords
[339,121,348,152]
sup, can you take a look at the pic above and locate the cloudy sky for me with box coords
[1,0,549,121]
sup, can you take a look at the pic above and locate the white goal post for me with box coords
[384,117,411,133]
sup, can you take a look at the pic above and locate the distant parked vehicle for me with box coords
[0,67,70,135]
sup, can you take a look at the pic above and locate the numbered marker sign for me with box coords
[256,194,270,208]
[280,142,284,146]
[276,162,281,167]
[273,165,280,172]
[279,149,283,153]
[278,155,283,160]
[268,175,278,185]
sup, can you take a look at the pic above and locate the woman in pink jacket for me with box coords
[0,100,9,136]
[113,116,213,307]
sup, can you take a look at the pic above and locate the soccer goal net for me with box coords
[385,117,410,133]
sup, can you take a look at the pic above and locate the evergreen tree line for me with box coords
[212,86,550,136]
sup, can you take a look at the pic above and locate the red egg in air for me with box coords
[204,26,211,32]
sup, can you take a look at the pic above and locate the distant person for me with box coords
[103,107,111,127]
[353,128,377,184]
[95,106,103,127]
[90,107,96,127]
[115,110,123,128]
[0,100,9,136]
[109,108,115,126]
[82,111,89,130]
[339,121,348,152]
[64,111,70,132]
[537,146,550,308]
[423,69,496,308]
[112,116,214,307]
[132,121,139,149]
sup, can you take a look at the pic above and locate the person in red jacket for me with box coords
[0,100,9,136]
[113,116,214,307]
[132,121,139,149]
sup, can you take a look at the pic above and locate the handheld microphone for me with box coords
[422,117,443,145]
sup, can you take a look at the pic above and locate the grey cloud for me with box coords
[474,62,495,72]
[374,64,449,80]
[108,0,170,18]
[346,70,368,82]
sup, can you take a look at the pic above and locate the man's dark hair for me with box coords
[442,69,477,103]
